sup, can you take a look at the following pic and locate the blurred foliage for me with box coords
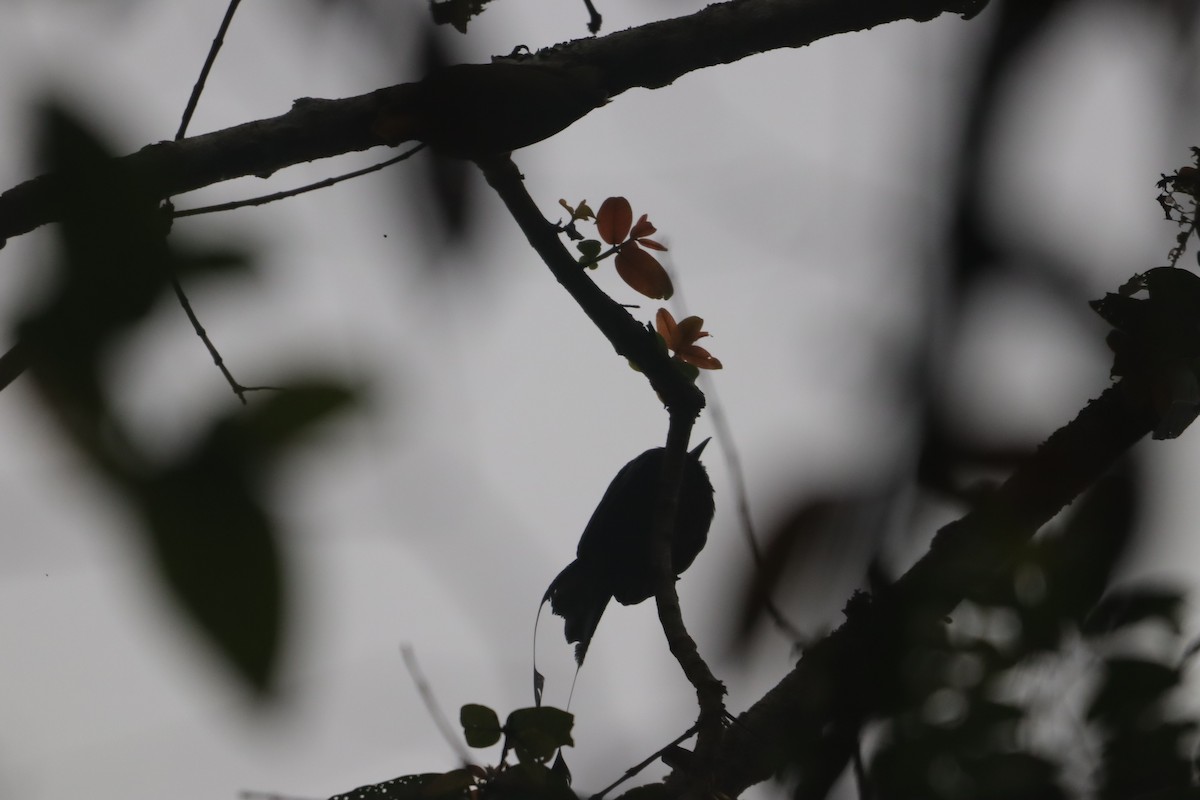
[13,105,357,695]
[865,466,1200,799]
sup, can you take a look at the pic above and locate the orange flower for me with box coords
[656,308,723,370]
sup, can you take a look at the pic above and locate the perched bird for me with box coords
[543,439,715,665]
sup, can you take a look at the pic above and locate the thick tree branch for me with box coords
[647,382,1156,799]
[0,0,985,246]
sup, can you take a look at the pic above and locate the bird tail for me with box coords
[543,559,611,666]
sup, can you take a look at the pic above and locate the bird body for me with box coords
[544,440,715,665]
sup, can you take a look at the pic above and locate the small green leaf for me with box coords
[460,703,502,748]
[577,239,602,266]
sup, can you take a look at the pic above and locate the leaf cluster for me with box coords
[330,704,576,800]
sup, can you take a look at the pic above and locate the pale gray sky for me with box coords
[0,2,1197,800]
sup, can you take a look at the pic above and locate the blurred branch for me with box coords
[400,644,473,765]
[0,0,986,245]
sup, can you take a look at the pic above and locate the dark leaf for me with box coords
[614,243,672,299]
[596,197,632,245]
[1082,585,1184,638]
[136,417,284,694]
[1037,465,1139,629]
[1088,657,1181,726]
[239,381,358,456]
[550,750,571,785]
[428,0,495,33]
[486,762,574,800]
[460,703,502,748]
[505,706,574,764]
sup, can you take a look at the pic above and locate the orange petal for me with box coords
[638,238,667,251]
[677,316,705,344]
[656,307,678,346]
[615,243,674,300]
[630,214,657,239]
[678,345,723,370]
[596,196,633,245]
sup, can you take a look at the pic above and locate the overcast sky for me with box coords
[1,2,1198,800]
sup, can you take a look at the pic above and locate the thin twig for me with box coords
[168,0,251,402]
[172,146,425,218]
[400,644,473,765]
[176,0,243,141]
[589,723,699,800]
[167,269,279,405]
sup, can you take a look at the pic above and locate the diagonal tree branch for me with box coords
[0,0,986,246]
[647,382,1157,800]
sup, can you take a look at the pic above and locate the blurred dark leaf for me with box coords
[1038,467,1139,627]
[136,411,283,694]
[460,703,502,748]
[1082,585,1184,638]
[734,491,877,643]
[1097,720,1200,800]
[20,105,181,408]
[238,380,358,455]
[505,706,574,764]
[916,409,1034,505]
[965,465,1139,655]
[13,104,359,696]
[1087,657,1180,726]
[964,752,1066,800]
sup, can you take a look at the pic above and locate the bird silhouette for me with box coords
[543,439,715,665]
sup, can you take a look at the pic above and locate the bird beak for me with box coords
[690,438,711,458]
